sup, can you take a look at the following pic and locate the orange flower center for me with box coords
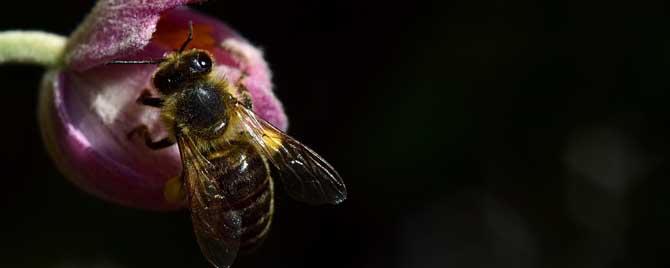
[152,20,217,52]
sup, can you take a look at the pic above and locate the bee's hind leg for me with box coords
[127,125,175,150]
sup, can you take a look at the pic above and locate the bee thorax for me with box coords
[175,82,229,139]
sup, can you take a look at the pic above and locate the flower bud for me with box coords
[39,3,287,210]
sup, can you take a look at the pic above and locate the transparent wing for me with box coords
[231,103,347,205]
[178,134,241,268]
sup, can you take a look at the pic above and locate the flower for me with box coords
[36,0,288,210]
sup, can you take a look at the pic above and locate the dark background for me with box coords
[1,0,669,267]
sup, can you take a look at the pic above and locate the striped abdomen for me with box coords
[206,141,275,251]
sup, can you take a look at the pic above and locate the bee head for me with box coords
[106,22,214,95]
[152,50,214,95]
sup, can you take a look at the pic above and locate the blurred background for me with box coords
[1,0,669,267]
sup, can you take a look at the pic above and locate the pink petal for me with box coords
[40,70,182,210]
[64,0,202,71]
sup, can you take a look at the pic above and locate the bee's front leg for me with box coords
[127,125,175,150]
[137,88,164,108]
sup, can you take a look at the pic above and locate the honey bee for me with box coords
[110,23,346,268]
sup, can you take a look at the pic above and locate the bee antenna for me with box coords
[178,21,194,53]
[106,59,165,65]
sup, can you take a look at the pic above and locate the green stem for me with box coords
[0,31,66,67]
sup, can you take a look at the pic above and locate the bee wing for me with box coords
[178,134,241,268]
[231,103,347,205]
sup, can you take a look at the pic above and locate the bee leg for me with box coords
[164,174,186,205]
[127,125,175,150]
[137,89,164,108]
[222,41,254,109]
[234,73,254,110]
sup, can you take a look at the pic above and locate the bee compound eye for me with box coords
[190,52,212,73]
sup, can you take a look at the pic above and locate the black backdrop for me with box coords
[1,0,669,267]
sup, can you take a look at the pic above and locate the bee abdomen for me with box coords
[207,142,275,252]
[238,178,274,252]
